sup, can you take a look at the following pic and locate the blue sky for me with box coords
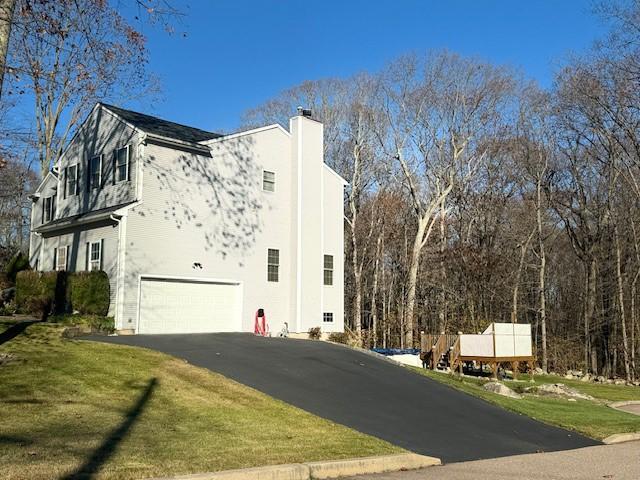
[136,0,607,133]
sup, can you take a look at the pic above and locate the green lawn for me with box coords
[410,367,640,440]
[0,321,401,480]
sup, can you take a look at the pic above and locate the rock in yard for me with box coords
[0,286,15,303]
[614,379,626,385]
[483,381,522,399]
[0,353,17,366]
[580,373,591,382]
[537,383,594,400]
[534,367,544,375]
[564,373,574,380]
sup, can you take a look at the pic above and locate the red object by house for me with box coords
[254,309,268,336]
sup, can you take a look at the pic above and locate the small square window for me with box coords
[323,312,334,323]
[89,155,101,189]
[263,170,275,192]
[89,241,101,271]
[323,254,333,286]
[267,248,279,282]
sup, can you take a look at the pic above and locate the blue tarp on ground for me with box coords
[371,348,420,356]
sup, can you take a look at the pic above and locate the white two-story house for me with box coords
[29,103,346,335]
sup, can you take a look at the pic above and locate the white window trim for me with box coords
[89,154,102,189]
[262,169,276,193]
[56,246,68,272]
[43,196,53,222]
[267,248,279,282]
[323,254,334,286]
[89,241,101,271]
[116,145,130,183]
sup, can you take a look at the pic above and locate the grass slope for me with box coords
[411,367,640,440]
[0,322,401,480]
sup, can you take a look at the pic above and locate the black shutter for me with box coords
[63,168,68,199]
[127,145,132,181]
[100,239,104,271]
[112,150,117,185]
[41,198,45,224]
[86,160,91,192]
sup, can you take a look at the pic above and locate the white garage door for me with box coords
[138,277,242,334]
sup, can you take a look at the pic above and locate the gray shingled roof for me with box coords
[101,103,222,144]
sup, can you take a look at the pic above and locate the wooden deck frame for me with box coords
[454,356,536,380]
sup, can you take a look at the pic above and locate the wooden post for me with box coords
[512,361,518,380]
[492,362,498,380]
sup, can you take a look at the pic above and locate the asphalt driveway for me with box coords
[90,333,598,463]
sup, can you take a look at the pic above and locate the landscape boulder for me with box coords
[1,286,15,304]
[483,381,522,399]
[536,383,594,401]
[580,373,591,382]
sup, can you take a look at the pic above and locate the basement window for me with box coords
[323,312,334,323]
[263,170,275,192]
[267,248,279,282]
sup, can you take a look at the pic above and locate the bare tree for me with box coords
[7,0,157,176]
[376,52,515,346]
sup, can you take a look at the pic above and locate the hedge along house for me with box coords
[29,103,347,335]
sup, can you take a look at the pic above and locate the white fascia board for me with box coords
[201,124,290,146]
[323,163,349,186]
[33,171,59,195]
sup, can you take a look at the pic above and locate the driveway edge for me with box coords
[602,432,640,444]
[306,453,441,479]
[148,453,441,480]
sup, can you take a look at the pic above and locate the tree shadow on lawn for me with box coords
[0,320,40,346]
[62,377,157,480]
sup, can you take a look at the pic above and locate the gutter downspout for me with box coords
[109,214,124,331]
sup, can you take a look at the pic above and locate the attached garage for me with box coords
[137,276,242,334]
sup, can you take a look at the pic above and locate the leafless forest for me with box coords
[244,3,640,380]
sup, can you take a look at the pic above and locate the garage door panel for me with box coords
[138,278,241,334]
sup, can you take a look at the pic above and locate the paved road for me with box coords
[347,441,640,479]
[90,333,598,463]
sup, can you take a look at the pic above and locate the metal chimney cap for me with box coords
[297,106,313,118]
